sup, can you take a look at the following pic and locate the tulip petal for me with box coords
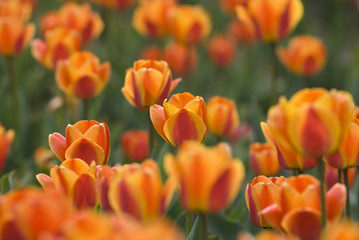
[72,173,97,209]
[65,138,105,165]
[66,124,83,147]
[50,165,78,195]
[326,183,346,222]
[61,159,90,176]
[36,173,55,192]
[49,133,67,161]
[260,203,283,230]
[73,120,99,134]
[150,105,168,142]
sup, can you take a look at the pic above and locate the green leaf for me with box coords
[0,171,15,194]
[187,215,200,240]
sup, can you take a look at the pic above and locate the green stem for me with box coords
[6,57,19,128]
[199,213,208,240]
[338,169,342,184]
[186,212,193,236]
[304,76,311,88]
[343,168,351,219]
[148,109,155,157]
[292,169,298,176]
[83,99,89,120]
[270,42,278,104]
[318,159,326,228]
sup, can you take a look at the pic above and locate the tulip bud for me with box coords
[250,143,281,176]
[121,130,149,162]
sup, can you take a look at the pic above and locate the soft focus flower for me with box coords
[229,122,254,143]
[121,60,181,110]
[150,92,207,146]
[121,130,149,162]
[108,159,176,222]
[55,51,111,99]
[320,220,359,240]
[91,0,135,10]
[237,231,300,240]
[40,3,104,43]
[207,34,236,67]
[0,123,14,173]
[277,35,327,77]
[236,0,304,42]
[132,0,176,38]
[0,0,32,21]
[33,146,55,170]
[0,19,34,56]
[245,176,286,228]
[167,4,211,45]
[96,165,118,212]
[228,20,257,44]
[325,164,356,190]
[139,45,163,60]
[261,88,355,171]
[49,120,111,165]
[31,27,82,69]
[260,175,346,240]
[165,141,245,213]
[250,143,281,176]
[220,0,248,15]
[163,42,198,76]
[37,158,98,209]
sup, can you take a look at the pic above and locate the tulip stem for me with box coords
[186,212,193,236]
[338,169,342,183]
[318,159,326,228]
[83,99,89,120]
[343,168,351,219]
[199,213,208,240]
[148,109,155,157]
[270,42,279,104]
[6,57,19,128]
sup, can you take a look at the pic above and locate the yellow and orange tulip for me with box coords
[277,35,327,77]
[165,141,245,213]
[150,92,207,146]
[122,59,181,110]
[55,51,111,99]
[320,220,359,240]
[0,0,32,22]
[236,0,304,42]
[48,120,110,165]
[121,130,149,162]
[207,34,236,67]
[250,143,281,176]
[0,123,14,173]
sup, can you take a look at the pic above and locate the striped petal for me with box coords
[72,173,97,209]
[49,133,67,161]
[65,138,105,165]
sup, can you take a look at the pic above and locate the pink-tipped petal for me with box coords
[49,133,67,161]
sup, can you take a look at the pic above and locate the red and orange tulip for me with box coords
[228,20,257,45]
[108,159,176,222]
[206,96,240,138]
[220,0,248,15]
[40,2,104,43]
[165,141,245,213]
[55,51,111,99]
[150,92,207,146]
[31,27,82,69]
[122,60,181,110]
[207,34,236,67]
[236,0,304,42]
[325,164,356,189]
[121,130,149,162]
[49,120,110,165]
[0,123,14,173]
[139,45,163,60]
[320,220,359,240]
[96,165,118,212]
[250,143,281,176]
[277,35,327,77]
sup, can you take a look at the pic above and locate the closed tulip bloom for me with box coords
[55,51,111,99]
[150,92,207,146]
[49,120,111,165]
[91,0,135,10]
[228,20,257,45]
[245,176,286,228]
[165,141,245,213]
[163,42,198,76]
[0,124,14,173]
[277,35,327,77]
[325,164,356,189]
[122,60,181,110]
[132,0,176,38]
[31,27,82,69]
[0,19,34,56]
[167,5,211,45]
[207,34,236,67]
[250,143,281,176]
[236,0,303,42]
[108,159,176,222]
[0,0,32,22]
[40,3,104,43]
[121,130,149,162]
[206,96,240,138]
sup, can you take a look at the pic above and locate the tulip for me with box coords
[245,176,285,228]
[228,20,257,45]
[0,124,14,173]
[325,164,356,189]
[139,45,163,60]
[150,92,207,147]
[91,0,135,10]
[207,34,236,67]
[33,146,55,170]
[40,3,104,43]
[48,120,110,165]
[121,60,181,110]
[250,143,281,176]
[163,42,198,76]
[229,123,254,143]
[55,51,111,99]
[37,158,98,209]
[320,221,359,240]
[165,141,245,213]
[220,0,248,15]
[277,35,327,77]
[206,96,240,138]
[121,130,149,162]
[237,231,299,240]
[132,0,176,38]
[31,27,82,69]
[108,159,176,222]
[167,5,211,45]
[236,0,304,42]
[0,0,32,22]
[96,165,118,212]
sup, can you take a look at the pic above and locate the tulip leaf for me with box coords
[0,171,15,194]
[187,215,200,240]
[207,213,241,240]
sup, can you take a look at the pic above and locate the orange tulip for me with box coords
[237,231,300,240]
[163,42,198,76]
[121,130,149,162]
[167,5,211,45]
[261,88,355,171]
[48,120,111,165]
[245,176,285,228]
[91,0,135,10]
[0,0,32,22]
[277,35,327,77]
[40,3,104,43]
[320,221,359,240]
[0,124,14,173]
[139,45,163,60]
[236,0,304,42]
[228,20,257,45]
[325,164,356,190]
[37,158,98,209]
[31,27,82,69]
[150,92,207,146]
[108,159,176,222]
[121,60,181,110]
[207,34,236,67]
[55,51,111,99]
[250,143,281,176]
[132,0,176,38]
[96,165,118,212]
[260,175,346,239]
[165,141,245,213]
[220,0,248,15]
[206,96,240,138]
